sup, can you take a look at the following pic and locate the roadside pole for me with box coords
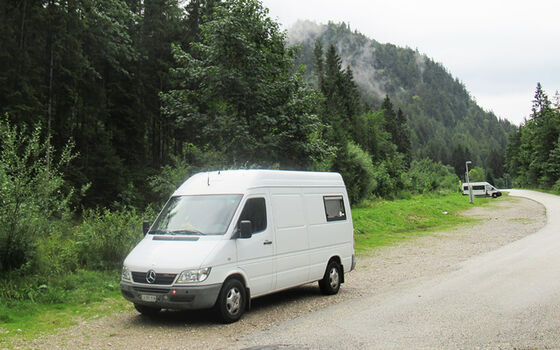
[466,161,473,204]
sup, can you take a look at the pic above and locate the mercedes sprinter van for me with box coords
[462,181,502,198]
[120,170,355,323]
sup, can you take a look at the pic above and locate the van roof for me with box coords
[462,182,491,186]
[173,170,345,196]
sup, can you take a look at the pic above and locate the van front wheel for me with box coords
[319,260,341,295]
[215,278,246,323]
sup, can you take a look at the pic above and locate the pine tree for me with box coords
[162,0,326,168]
[396,108,412,166]
[381,95,397,144]
[313,40,324,88]
[531,82,550,120]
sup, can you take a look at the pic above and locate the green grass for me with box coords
[352,192,491,254]
[0,270,129,345]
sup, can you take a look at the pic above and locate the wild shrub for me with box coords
[552,179,560,193]
[333,142,376,204]
[148,143,226,203]
[0,118,75,272]
[75,207,144,270]
[407,158,459,194]
[34,225,79,276]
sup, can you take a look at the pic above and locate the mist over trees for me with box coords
[289,21,516,184]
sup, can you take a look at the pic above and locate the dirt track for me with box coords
[17,195,546,350]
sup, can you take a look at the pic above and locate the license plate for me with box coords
[141,294,157,302]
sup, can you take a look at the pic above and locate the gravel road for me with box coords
[16,195,546,350]
[239,190,559,350]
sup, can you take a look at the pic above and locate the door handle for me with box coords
[263,240,273,245]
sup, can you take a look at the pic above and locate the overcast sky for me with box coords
[261,0,560,126]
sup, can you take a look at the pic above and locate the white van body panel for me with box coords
[234,191,275,297]
[121,169,355,313]
[124,236,219,273]
[271,190,310,289]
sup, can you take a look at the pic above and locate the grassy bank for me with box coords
[0,270,129,344]
[352,192,491,254]
[0,193,492,345]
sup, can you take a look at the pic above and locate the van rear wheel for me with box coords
[215,278,246,323]
[319,260,342,295]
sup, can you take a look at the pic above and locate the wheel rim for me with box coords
[329,267,339,289]
[226,287,241,315]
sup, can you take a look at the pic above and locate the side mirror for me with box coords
[143,220,151,235]
[239,220,252,239]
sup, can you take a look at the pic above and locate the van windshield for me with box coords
[150,195,242,235]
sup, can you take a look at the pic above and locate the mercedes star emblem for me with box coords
[146,269,157,284]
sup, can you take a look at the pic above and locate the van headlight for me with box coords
[121,266,132,281]
[176,267,211,284]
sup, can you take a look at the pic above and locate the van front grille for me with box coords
[133,286,170,294]
[131,272,177,285]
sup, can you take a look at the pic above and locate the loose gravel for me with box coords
[13,195,546,350]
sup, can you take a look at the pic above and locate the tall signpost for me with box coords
[465,161,473,204]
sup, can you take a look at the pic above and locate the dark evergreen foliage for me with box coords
[505,84,560,189]
[1,1,498,208]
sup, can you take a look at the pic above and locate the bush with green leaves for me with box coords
[333,142,376,204]
[34,221,79,276]
[370,153,408,199]
[406,158,459,194]
[467,166,486,182]
[0,118,75,272]
[148,143,226,203]
[74,207,145,270]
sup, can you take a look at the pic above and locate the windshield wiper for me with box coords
[149,229,171,235]
[169,229,204,235]
[149,228,204,235]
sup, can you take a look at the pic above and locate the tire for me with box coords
[319,260,342,295]
[215,278,246,323]
[134,303,161,317]
[492,193,498,198]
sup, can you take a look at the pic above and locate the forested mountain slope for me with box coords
[289,21,516,180]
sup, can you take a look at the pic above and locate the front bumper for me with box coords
[120,281,222,310]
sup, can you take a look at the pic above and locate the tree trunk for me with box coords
[46,42,54,168]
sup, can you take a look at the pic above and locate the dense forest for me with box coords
[1,0,510,276]
[0,0,473,208]
[505,84,560,190]
[289,21,517,184]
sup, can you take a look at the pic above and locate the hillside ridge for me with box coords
[288,20,516,181]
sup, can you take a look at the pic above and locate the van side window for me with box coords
[323,196,346,222]
[238,198,267,233]
[473,185,485,191]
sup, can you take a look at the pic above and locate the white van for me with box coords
[120,170,355,323]
[462,181,502,198]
